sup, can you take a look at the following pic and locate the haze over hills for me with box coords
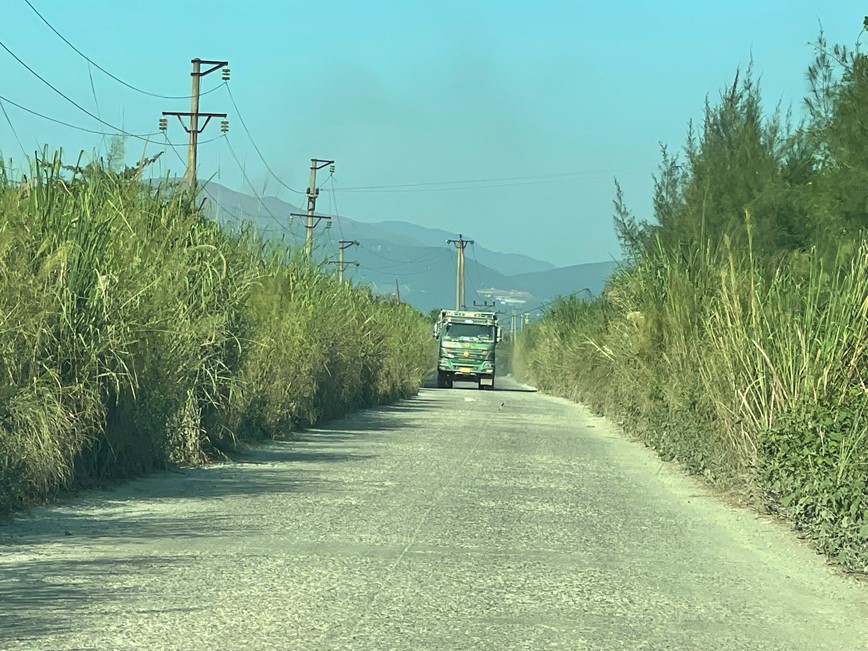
[202,182,620,313]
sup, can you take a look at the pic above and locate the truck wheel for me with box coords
[437,371,448,389]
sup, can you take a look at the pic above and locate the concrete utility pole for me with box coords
[291,158,334,261]
[447,234,474,310]
[327,239,359,283]
[161,58,229,197]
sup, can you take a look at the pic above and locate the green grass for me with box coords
[515,237,868,573]
[0,152,434,513]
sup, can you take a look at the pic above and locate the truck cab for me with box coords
[433,310,501,389]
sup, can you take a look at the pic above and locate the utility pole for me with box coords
[338,239,358,284]
[327,239,359,283]
[395,279,401,303]
[290,158,334,261]
[447,234,474,310]
[161,58,230,197]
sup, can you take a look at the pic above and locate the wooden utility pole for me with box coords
[291,158,334,261]
[161,58,229,197]
[395,279,401,303]
[447,234,473,310]
[327,239,359,283]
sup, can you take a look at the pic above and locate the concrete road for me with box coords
[1,378,867,650]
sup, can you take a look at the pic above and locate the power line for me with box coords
[165,135,290,241]
[321,180,340,263]
[162,130,295,243]
[364,257,453,276]
[333,169,645,193]
[162,130,224,176]
[222,134,298,240]
[515,287,596,318]
[327,175,346,241]
[0,91,220,145]
[469,242,484,296]
[358,253,448,272]
[359,243,450,267]
[334,176,614,194]
[224,84,303,195]
[0,38,161,142]
[85,62,107,154]
[0,92,158,138]
[336,171,585,190]
[0,98,27,157]
[20,0,220,101]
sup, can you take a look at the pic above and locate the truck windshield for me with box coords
[445,323,494,340]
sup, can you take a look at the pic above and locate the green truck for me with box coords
[433,309,502,389]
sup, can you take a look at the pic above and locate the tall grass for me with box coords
[0,153,434,513]
[516,238,868,571]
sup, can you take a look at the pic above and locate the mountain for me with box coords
[198,182,620,314]
[369,221,557,275]
[508,261,621,310]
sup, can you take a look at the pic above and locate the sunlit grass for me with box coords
[515,237,868,571]
[0,151,433,512]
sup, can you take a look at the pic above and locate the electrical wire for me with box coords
[85,61,108,153]
[327,174,347,241]
[20,0,222,100]
[335,171,585,190]
[514,287,596,318]
[358,253,449,272]
[0,91,223,148]
[160,130,294,243]
[222,134,298,240]
[0,92,157,137]
[224,84,304,195]
[363,257,453,276]
[0,98,27,157]
[333,169,642,193]
[469,242,485,297]
[320,181,340,264]
[359,243,450,267]
[334,175,626,194]
[0,38,164,142]
[171,141,284,238]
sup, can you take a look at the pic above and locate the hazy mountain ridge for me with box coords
[201,182,619,312]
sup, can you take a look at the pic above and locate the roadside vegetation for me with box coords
[0,151,434,514]
[516,34,868,572]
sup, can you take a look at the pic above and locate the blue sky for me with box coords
[0,1,862,267]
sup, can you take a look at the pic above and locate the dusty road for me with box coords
[1,378,867,650]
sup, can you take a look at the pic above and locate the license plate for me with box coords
[460,367,472,373]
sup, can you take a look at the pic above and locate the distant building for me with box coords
[476,288,533,306]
